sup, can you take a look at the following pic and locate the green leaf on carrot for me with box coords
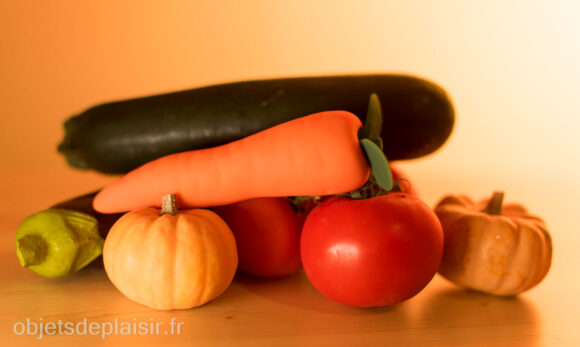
[360,138,393,191]
[359,93,383,150]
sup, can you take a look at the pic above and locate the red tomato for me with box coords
[213,197,302,277]
[300,193,443,307]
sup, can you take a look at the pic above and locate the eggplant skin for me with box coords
[51,191,123,238]
[58,74,455,174]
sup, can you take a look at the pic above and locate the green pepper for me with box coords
[15,191,122,278]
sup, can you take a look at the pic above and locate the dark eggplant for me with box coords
[50,191,123,237]
[58,74,454,174]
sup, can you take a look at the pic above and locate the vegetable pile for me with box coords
[16,74,552,310]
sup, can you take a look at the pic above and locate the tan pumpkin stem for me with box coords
[483,191,504,215]
[161,194,179,216]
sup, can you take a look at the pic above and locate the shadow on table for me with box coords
[232,270,408,317]
[413,284,541,344]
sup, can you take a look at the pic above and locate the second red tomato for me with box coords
[213,197,302,277]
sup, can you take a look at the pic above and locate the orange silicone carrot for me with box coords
[93,111,371,213]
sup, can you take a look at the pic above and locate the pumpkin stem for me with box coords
[483,191,504,215]
[161,194,179,216]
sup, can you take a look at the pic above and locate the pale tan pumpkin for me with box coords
[103,194,238,310]
[434,191,552,296]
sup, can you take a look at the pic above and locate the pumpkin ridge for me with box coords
[194,212,209,306]
[193,209,236,303]
[439,214,472,280]
[201,210,226,303]
[518,220,552,292]
[491,216,520,295]
[107,213,135,304]
[537,224,553,286]
[468,216,496,292]
[195,213,211,307]
[166,213,178,309]
[122,212,154,300]
[515,221,540,294]
[146,214,167,309]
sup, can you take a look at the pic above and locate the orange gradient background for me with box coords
[1,1,579,345]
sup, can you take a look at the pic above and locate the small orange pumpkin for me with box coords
[103,194,238,310]
[434,191,552,296]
